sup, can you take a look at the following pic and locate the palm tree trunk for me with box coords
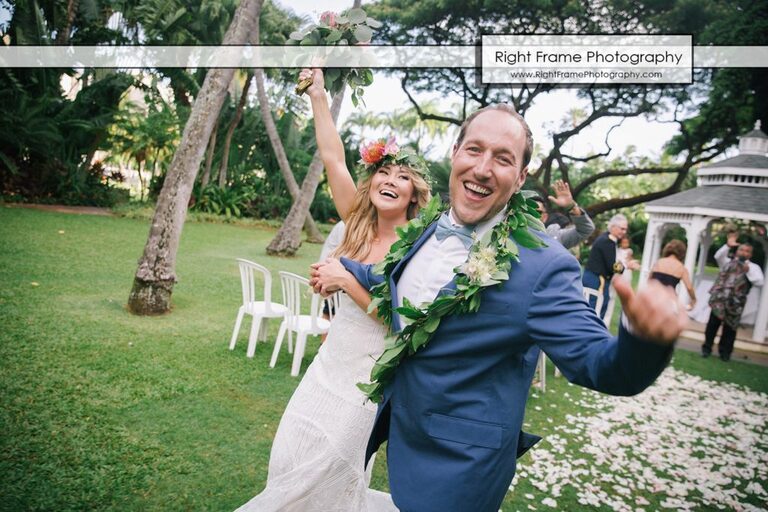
[264,0,361,254]
[266,91,345,255]
[200,121,218,188]
[127,0,264,315]
[136,159,145,201]
[253,68,324,242]
[55,0,79,45]
[218,72,253,188]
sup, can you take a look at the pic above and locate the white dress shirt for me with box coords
[397,208,506,308]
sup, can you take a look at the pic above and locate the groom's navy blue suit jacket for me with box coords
[341,223,672,512]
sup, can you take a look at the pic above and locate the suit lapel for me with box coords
[389,221,439,332]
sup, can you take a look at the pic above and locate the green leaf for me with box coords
[491,270,509,280]
[367,296,384,314]
[511,193,527,208]
[346,7,367,24]
[383,334,400,349]
[366,17,383,28]
[324,68,340,84]
[361,68,374,85]
[164,7,187,30]
[371,362,396,382]
[431,296,457,316]
[325,29,342,43]
[353,25,373,42]
[0,152,18,175]
[335,15,349,24]
[423,315,441,333]
[523,212,546,232]
[356,382,382,403]
[351,93,359,107]
[469,292,482,312]
[505,238,519,257]
[377,342,408,365]
[513,227,546,249]
[396,306,424,320]
[525,198,541,210]
[410,329,430,350]
[289,31,304,41]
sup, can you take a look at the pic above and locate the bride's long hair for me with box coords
[332,164,431,260]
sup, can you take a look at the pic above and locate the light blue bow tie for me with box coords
[434,212,475,249]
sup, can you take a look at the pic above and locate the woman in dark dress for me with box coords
[650,240,697,309]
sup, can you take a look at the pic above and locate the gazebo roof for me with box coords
[703,153,768,170]
[646,185,768,217]
[742,128,768,139]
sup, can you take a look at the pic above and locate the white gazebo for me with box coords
[640,121,768,351]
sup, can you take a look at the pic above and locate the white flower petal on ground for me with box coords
[541,497,557,508]
[510,368,768,510]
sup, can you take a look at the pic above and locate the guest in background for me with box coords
[650,240,696,308]
[582,214,628,319]
[532,179,594,249]
[617,237,640,285]
[702,232,764,362]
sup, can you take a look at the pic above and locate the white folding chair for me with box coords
[269,271,332,376]
[325,291,342,322]
[583,287,606,325]
[229,259,288,358]
[534,351,547,392]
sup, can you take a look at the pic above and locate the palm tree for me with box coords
[128,0,264,315]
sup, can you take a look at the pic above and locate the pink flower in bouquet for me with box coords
[360,140,386,165]
[383,136,399,156]
[319,11,338,28]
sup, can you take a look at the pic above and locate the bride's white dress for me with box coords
[236,293,397,512]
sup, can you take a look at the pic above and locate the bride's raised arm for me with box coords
[300,68,357,221]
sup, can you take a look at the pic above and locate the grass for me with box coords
[1,205,766,511]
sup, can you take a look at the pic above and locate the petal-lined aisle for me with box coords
[511,368,768,511]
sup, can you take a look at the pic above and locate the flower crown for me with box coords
[357,136,431,182]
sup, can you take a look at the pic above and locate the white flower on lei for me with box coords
[462,246,498,285]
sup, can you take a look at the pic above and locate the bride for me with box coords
[235,69,431,511]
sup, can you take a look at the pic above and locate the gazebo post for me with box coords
[697,222,713,282]
[682,221,705,305]
[639,219,661,288]
[754,240,768,342]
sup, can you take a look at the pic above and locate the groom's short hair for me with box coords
[454,104,534,168]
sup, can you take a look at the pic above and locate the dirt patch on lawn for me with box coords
[4,203,114,216]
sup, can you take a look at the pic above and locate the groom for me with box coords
[311,104,687,512]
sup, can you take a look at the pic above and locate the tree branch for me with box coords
[401,72,463,125]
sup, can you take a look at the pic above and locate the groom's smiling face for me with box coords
[449,109,530,226]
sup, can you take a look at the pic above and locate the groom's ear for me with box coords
[517,166,529,189]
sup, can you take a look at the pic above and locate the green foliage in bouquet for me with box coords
[288,8,381,106]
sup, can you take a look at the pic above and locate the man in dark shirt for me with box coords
[582,214,628,319]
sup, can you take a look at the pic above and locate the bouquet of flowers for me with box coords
[288,7,382,106]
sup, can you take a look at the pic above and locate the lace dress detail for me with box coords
[235,293,396,512]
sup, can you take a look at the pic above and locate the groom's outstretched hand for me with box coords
[613,278,688,345]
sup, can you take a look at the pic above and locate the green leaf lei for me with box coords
[356,191,547,403]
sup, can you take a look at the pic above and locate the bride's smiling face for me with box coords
[369,165,416,217]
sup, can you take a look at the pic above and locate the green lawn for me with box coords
[1,206,766,511]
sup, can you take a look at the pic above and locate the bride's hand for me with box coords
[299,68,326,99]
[310,258,351,296]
